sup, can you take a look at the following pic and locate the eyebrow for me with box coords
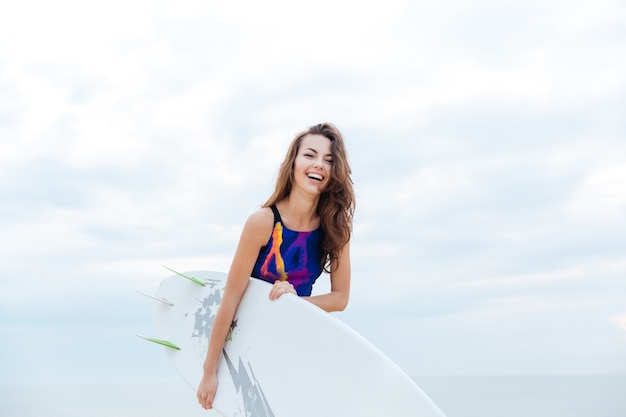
[304,147,333,157]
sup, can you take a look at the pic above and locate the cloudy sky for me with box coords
[1,0,625,413]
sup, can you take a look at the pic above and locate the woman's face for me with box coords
[292,134,333,195]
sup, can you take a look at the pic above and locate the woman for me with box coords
[197,122,355,410]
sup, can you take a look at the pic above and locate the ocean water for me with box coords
[415,375,626,417]
[1,375,625,417]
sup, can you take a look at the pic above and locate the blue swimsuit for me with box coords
[251,205,324,296]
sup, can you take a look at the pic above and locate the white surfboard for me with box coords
[142,269,447,417]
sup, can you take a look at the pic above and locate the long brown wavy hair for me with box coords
[264,122,355,272]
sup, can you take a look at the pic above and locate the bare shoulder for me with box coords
[245,206,274,228]
[242,207,274,245]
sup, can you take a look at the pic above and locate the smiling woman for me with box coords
[196,122,356,410]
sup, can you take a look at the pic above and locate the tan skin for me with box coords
[197,134,351,409]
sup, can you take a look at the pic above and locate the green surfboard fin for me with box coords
[162,266,206,287]
[136,334,181,350]
[134,289,175,306]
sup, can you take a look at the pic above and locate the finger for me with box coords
[277,287,293,298]
[270,281,282,299]
[200,397,212,410]
[269,281,296,299]
[269,285,278,299]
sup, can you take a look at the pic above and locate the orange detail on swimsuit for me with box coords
[251,204,323,296]
[260,222,288,281]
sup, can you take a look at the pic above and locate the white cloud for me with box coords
[476,295,605,315]
[358,163,477,219]
[611,312,626,334]
[565,163,626,220]
[1,0,626,383]
[553,0,626,29]
[450,267,586,289]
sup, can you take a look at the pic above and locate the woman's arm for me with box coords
[197,208,273,409]
[303,242,351,312]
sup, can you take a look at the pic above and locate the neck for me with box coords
[277,191,320,231]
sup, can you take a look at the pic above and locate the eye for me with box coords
[325,158,333,165]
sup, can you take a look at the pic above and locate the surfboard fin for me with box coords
[136,334,181,350]
[162,266,206,287]
[134,289,175,306]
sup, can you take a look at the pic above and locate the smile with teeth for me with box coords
[307,173,324,182]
